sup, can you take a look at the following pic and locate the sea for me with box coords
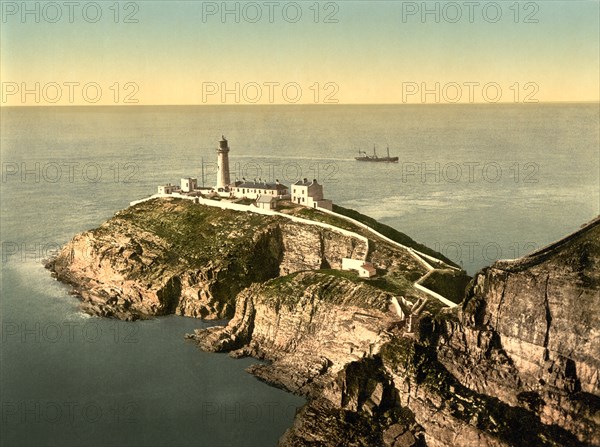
[1,104,598,446]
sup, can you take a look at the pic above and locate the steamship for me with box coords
[355,145,398,163]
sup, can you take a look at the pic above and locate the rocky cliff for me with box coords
[192,216,600,447]
[46,197,456,320]
[46,198,374,320]
[47,197,597,446]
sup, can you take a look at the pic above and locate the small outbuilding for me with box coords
[255,195,276,210]
[158,183,176,194]
[181,177,198,192]
[341,258,377,278]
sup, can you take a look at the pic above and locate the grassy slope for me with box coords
[111,198,280,268]
[107,198,469,309]
[332,204,460,268]
[419,270,473,305]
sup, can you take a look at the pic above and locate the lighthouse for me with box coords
[216,135,231,189]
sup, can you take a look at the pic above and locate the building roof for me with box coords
[237,181,288,191]
[361,262,376,273]
[256,195,276,203]
[294,178,319,186]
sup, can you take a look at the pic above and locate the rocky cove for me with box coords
[46,198,599,446]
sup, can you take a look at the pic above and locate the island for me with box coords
[45,138,599,447]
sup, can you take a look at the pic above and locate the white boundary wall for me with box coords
[129,194,458,308]
[317,207,460,271]
[130,194,369,259]
[318,207,460,308]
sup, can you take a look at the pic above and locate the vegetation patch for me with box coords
[333,204,459,268]
[261,271,391,312]
[419,270,472,305]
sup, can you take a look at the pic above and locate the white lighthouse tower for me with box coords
[216,135,231,189]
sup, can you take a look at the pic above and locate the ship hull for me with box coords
[355,156,399,163]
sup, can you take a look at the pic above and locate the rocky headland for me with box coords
[46,198,599,446]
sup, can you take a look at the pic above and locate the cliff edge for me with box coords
[46,197,598,446]
[193,216,599,446]
[46,198,463,320]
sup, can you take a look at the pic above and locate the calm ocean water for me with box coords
[1,104,598,446]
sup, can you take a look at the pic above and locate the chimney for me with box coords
[275,179,279,184]
[313,178,317,183]
[303,178,307,183]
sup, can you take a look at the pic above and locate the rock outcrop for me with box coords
[46,198,371,320]
[46,198,457,321]
[47,196,598,446]
[193,216,600,446]
[192,271,399,394]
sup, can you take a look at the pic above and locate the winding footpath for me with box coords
[130,194,459,309]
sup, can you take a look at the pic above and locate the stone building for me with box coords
[255,195,276,210]
[291,178,333,211]
[231,179,289,200]
[341,258,376,278]
[181,177,198,192]
[158,183,177,194]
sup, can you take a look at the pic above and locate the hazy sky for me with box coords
[1,0,599,105]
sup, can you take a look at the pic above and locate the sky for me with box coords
[1,0,599,105]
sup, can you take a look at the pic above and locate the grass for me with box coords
[317,269,415,297]
[113,198,281,268]
[293,207,365,233]
[112,198,468,314]
[419,270,473,305]
[263,271,392,312]
[332,204,460,268]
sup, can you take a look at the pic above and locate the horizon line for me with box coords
[2,101,599,108]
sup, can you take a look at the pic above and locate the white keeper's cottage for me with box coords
[158,183,178,194]
[231,179,289,200]
[181,177,198,192]
[291,178,333,211]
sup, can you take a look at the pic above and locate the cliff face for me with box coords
[451,216,600,444]
[193,217,600,447]
[193,271,398,395]
[46,198,369,320]
[48,196,597,445]
[47,197,471,322]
